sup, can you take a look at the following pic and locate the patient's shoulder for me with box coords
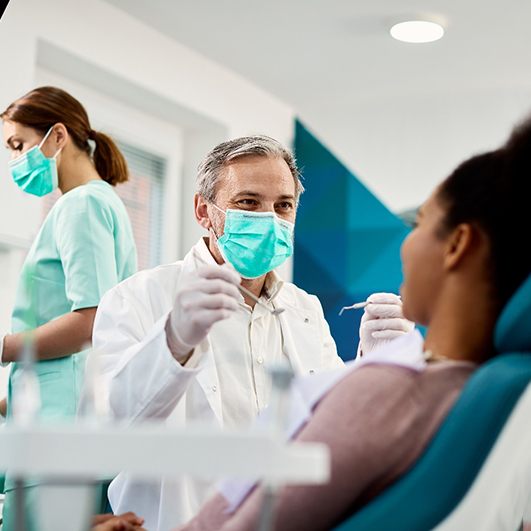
[325,364,420,403]
[305,363,476,504]
[316,362,475,443]
[332,361,474,404]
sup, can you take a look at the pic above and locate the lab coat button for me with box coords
[309,369,315,374]
[212,385,217,392]
[257,356,264,365]
[304,318,310,323]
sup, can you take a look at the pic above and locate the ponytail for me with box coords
[90,130,129,186]
[2,86,129,187]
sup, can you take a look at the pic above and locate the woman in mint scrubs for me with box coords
[0,86,137,529]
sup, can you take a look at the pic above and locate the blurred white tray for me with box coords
[0,423,329,484]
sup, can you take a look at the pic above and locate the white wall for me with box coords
[0,0,295,394]
[309,87,531,213]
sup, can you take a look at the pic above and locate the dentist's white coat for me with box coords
[90,238,344,531]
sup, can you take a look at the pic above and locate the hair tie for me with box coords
[88,129,97,140]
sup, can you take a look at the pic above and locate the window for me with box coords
[115,142,165,270]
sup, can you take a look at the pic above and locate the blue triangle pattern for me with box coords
[293,119,409,360]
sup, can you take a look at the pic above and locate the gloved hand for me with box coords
[166,263,241,363]
[357,293,415,357]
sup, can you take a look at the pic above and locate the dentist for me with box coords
[91,135,412,530]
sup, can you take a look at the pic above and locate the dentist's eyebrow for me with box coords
[235,190,262,197]
[277,194,296,201]
[232,191,264,199]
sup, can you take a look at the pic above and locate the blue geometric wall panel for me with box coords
[293,120,410,361]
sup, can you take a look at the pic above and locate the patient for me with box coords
[177,117,531,531]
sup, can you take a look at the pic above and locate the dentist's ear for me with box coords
[194,194,213,230]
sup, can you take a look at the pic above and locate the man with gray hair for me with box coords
[90,135,412,530]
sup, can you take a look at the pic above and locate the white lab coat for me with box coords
[90,238,344,531]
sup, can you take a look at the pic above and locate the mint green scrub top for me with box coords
[4,180,137,491]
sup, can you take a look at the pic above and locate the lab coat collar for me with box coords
[263,270,284,302]
[184,237,218,271]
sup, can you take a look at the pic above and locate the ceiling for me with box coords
[103,0,531,211]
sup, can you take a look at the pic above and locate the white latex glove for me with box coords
[357,292,415,357]
[166,263,241,363]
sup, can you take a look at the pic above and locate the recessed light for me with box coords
[390,20,445,43]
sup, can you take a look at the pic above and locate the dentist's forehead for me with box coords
[216,155,296,198]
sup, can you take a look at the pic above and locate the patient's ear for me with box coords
[443,223,475,270]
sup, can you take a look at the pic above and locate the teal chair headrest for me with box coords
[494,273,531,352]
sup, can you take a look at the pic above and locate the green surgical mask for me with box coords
[8,126,61,197]
[212,204,294,279]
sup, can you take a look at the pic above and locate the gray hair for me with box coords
[196,135,304,203]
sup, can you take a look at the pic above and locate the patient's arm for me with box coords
[180,363,471,531]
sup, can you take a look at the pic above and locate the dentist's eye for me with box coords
[238,199,258,207]
[276,201,294,211]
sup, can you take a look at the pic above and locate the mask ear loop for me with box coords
[207,203,241,277]
[211,203,225,215]
[208,202,226,240]
[38,126,55,149]
[38,125,63,159]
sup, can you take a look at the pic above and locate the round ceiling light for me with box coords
[390,20,445,43]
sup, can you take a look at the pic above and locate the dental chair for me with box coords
[334,273,531,531]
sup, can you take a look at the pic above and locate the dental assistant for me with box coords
[0,86,137,529]
[89,135,412,530]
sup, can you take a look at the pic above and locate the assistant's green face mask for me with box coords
[8,126,61,197]
[211,204,294,279]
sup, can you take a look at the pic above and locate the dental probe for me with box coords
[338,301,370,316]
